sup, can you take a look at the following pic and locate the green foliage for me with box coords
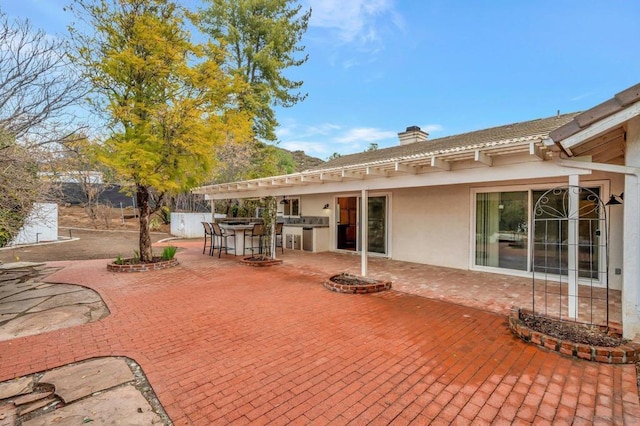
[197,0,310,141]
[327,152,342,161]
[133,249,140,261]
[0,133,39,248]
[0,210,23,247]
[115,255,124,265]
[161,245,178,260]
[246,143,296,179]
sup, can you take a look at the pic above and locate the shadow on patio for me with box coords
[265,250,621,327]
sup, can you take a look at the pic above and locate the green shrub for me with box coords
[161,246,178,260]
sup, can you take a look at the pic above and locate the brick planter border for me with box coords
[107,258,179,273]
[240,257,284,267]
[508,307,640,364]
[324,274,392,294]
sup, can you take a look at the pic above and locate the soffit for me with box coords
[193,113,580,197]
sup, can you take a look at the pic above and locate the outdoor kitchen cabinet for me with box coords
[282,225,329,253]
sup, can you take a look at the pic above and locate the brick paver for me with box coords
[0,242,638,424]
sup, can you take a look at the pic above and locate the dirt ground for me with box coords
[0,206,174,263]
[57,204,171,234]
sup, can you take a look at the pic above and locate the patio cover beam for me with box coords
[366,167,388,177]
[529,142,547,161]
[200,160,592,200]
[474,150,493,166]
[394,162,418,174]
[431,156,451,171]
[341,170,364,180]
[320,173,342,182]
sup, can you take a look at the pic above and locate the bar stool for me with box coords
[244,223,264,255]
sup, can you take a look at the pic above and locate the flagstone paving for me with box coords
[0,357,167,425]
[0,241,638,424]
[0,264,108,341]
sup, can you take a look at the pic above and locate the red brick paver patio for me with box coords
[0,241,638,424]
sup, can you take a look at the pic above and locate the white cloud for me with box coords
[279,140,329,155]
[333,127,397,144]
[570,93,592,102]
[420,124,444,134]
[305,0,403,47]
[277,119,406,158]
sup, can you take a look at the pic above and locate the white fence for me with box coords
[11,203,58,245]
[170,212,225,238]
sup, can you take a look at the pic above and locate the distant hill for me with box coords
[278,147,324,172]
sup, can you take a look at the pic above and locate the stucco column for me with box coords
[568,175,580,318]
[623,116,640,338]
[361,189,368,277]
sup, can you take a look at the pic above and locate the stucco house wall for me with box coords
[392,185,470,269]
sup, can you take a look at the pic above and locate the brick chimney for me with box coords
[398,126,428,146]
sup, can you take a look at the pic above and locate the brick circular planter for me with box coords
[240,257,284,267]
[107,257,179,273]
[508,307,640,364]
[324,273,392,294]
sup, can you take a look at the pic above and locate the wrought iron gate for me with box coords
[531,186,610,327]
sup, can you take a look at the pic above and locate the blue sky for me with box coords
[3,1,640,159]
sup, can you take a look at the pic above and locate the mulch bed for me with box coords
[520,312,627,347]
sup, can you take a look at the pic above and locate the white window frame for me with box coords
[469,180,610,285]
[282,197,301,218]
[331,191,392,257]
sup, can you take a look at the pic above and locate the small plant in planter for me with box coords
[107,246,179,272]
[161,245,178,260]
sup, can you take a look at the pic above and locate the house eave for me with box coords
[191,135,548,198]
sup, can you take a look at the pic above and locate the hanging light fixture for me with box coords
[280,196,289,205]
[605,194,623,206]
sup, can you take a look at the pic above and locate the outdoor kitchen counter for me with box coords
[282,225,329,252]
[280,223,329,228]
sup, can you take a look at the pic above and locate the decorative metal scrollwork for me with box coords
[534,186,602,219]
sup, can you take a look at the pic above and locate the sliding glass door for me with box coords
[475,191,528,271]
[336,197,357,251]
[474,187,602,277]
[367,196,387,254]
[336,195,388,255]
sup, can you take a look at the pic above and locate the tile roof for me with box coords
[549,82,640,144]
[312,112,581,170]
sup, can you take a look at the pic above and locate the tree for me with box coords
[213,140,295,216]
[0,10,84,246]
[196,0,311,142]
[69,0,251,261]
[0,11,85,148]
[366,143,378,152]
[0,132,45,246]
[327,152,341,161]
[48,134,114,227]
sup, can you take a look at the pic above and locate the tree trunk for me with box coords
[137,185,153,262]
